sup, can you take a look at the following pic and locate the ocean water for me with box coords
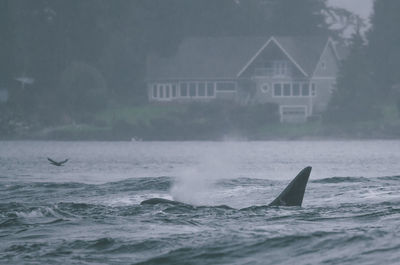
[1,140,400,264]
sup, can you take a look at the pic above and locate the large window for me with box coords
[165,86,170,98]
[180,83,188,97]
[189,83,196,97]
[150,83,180,100]
[273,83,282,96]
[301,83,309,96]
[292,83,300,96]
[207,82,215,97]
[172,84,177,97]
[273,82,315,97]
[311,83,316,96]
[178,81,216,98]
[283,83,291,96]
[151,82,220,100]
[198,82,205,97]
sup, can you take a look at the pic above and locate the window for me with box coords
[273,60,288,76]
[189,83,196,97]
[273,83,282,96]
[165,85,170,98]
[301,83,309,96]
[311,83,316,96]
[216,82,235,91]
[330,83,335,94]
[292,83,300,96]
[158,85,164,98]
[180,83,188,97]
[207,82,215,97]
[283,83,291,96]
[198,82,205,96]
[261,83,269,93]
[172,84,177,97]
[272,82,313,97]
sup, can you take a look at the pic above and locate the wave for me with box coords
[377,175,400,181]
[312,176,371,184]
[0,182,93,194]
[216,177,276,187]
[100,177,172,192]
[1,177,172,195]
[312,175,400,184]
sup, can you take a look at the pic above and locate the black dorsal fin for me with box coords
[268,166,312,207]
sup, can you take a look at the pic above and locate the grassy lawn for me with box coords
[381,102,399,122]
[95,104,187,125]
[43,102,399,141]
[258,121,323,139]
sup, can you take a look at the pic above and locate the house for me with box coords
[146,35,345,122]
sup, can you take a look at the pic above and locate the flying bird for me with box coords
[47,157,69,166]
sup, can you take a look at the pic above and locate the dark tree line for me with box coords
[0,0,353,127]
[326,0,400,123]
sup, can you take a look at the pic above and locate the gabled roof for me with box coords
[238,36,330,77]
[146,37,268,80]
[274,36,330,76]
[146,35,333,81]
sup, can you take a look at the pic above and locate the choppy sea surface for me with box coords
[1,140,400,264]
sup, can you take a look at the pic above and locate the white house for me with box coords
[146,35,346,122]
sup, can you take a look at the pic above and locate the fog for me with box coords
[2,2,400,263]
[0,0,399,140]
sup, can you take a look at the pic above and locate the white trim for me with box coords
[237,36,308,77]
[151,83,177,101]
[260,83,270,93]
[330,39,342,62]
[280,105,308,114]
[311,83,316,97]
[237,37,273,77]
[272,37,308,77]
[146,77,236,82]
[179,81,217,99]
[272,82,315,98]
[279,105,308,122]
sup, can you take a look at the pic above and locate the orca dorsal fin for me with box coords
[268,166,312,207]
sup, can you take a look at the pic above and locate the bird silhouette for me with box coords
[47,158,69,166]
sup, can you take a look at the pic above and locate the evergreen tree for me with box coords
[325,30,379,123]
[268,0,330,36]
[368,0,400,97]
